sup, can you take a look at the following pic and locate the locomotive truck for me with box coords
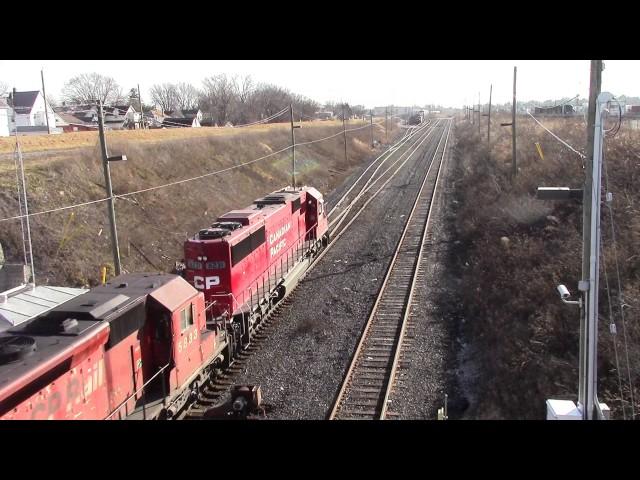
[0,186,328,420]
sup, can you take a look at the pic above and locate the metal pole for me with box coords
[478,92,481,134]
[97,101,122,276]
[579,60,602,419]
[290,103,296,189]
[41,69,51,135]
[385,107,388,142]
[14,132,35,285]
[512,66,517,178]
[137,84,144,129]
[342,104,348,164]
[370,110,374,148]
[487,84,492,147]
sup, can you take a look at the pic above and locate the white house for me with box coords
[0,98,11,137]
[10,91,57,132]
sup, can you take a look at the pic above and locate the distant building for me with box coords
[315,111,333,120]
[8,90,58,133]
[533,104,574,116]
[162,116,201,128]
[0,98,11,137]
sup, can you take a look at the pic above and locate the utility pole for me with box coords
[512,66,517,177]
[385,107,388,142]
[41,69,51,135]
[137,84,144,129]
[487,84,492,146]
[370,110,374,148]
[13,132,35,285]
[290,103,296,189]
[579,59,603,419]
[342,104,348,164]
[477,92,481,134]
[97,101,122,276]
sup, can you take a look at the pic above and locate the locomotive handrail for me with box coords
[105,362,172,420]
[206,221,320,319]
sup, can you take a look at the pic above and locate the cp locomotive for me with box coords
[0,186,328,420]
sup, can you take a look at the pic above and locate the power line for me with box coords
[0,118,385,224]
[526,111,587,159]
[602,143,636,418]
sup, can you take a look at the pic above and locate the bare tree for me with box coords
[62,73,124,105]
[234,75,254,124]
[175,83,200,111]
[201,74,238,126]
[150,83,179,114]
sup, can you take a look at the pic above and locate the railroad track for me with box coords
[181,119,443,420]
[329,118,452,420]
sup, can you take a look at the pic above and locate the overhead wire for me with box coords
[526,111,587,160]
[0,113,384,224]
[602,137,636,419]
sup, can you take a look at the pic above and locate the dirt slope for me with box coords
[0,120,401,287]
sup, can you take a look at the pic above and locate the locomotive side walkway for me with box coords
[209,121,456,419]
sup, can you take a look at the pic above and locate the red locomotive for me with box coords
[182,186,328,353]
[0,186,329,420]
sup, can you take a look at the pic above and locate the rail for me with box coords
[329,119,451,420]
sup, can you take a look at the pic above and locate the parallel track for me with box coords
[329,119,452,420]
[182,120,442,419]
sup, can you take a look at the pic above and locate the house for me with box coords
[8,90,58,132]
[315,111,333,120]
[56,112,98,132]
[162,117,201,128]
[533,104,574,116]
[181,109,203,122]
[102,105,136,130]
[164,109,202,121]
[0,98,11,137]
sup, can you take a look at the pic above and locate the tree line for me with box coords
[43,72,365,126]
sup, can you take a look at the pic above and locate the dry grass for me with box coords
[452,113,640,419]
[0,120,401,288]
[0,119,383,154]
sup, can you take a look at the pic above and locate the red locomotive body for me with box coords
[0,186,330,420]
[183,186,328,324]
[0,274,220,420]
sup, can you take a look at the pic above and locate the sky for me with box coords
[1,60,639,108]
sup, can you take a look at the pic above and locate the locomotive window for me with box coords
[105,302,146,350]
[187,259,203,269]
[291,198,300,213]
[155,312,171,340]
[180,304,194,331]
[231,226,265,266]
[251,226,265,250]
[206,261,226,270]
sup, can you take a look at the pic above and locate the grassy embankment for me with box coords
[451,113,640,419]
[0,119,401,287]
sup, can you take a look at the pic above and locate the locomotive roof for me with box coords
[190,187,315,245]
[0,273,195,403]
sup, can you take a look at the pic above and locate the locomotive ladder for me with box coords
[329,119,451,420]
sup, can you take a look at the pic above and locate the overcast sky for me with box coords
[1,60,638,108]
